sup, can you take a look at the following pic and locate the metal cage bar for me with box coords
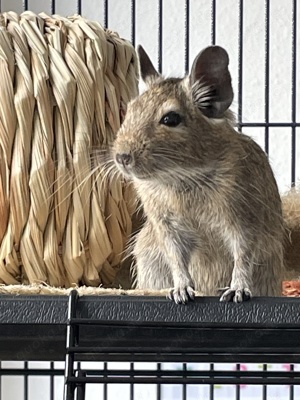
[131,0,136,48]
[77,0,82,15]
[158,0,163,73]
[264,0,270,154]
[291,0,297,185]
[184,0,190,73]
[64,290,79,400]
[50,0,55,14]
[103,0,108,29]
[211,0,216,45]
[238,0,244,131]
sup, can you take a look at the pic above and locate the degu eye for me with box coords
[159,111,182,127]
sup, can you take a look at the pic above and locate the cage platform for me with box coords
[0,292,300,363]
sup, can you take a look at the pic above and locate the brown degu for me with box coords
[113,45,284,303]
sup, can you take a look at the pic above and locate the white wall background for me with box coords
[0,0,299,399]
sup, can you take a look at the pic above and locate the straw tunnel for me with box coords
[0,11,139,288]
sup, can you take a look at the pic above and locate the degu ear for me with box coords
[137,45,161,85]
[190,46,233,118]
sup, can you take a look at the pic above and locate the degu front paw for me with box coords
[168,285,195,304]
[219,286,252,303]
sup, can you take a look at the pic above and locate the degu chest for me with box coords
[138,183,229,232]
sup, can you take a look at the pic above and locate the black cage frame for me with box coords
[1,293,300,400]
[0,0,299,399]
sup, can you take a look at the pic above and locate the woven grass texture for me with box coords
[0,11,139,287]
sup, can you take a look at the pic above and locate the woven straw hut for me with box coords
[0,11,139,288]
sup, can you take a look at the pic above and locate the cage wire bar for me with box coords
[292,0,297,185]
[158,0,163,73]
[0,0,298,400]
[264,0,270,155]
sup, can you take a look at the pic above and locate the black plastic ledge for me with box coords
[0,295,300,362]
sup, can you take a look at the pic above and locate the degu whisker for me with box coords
[49,161,119,210]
